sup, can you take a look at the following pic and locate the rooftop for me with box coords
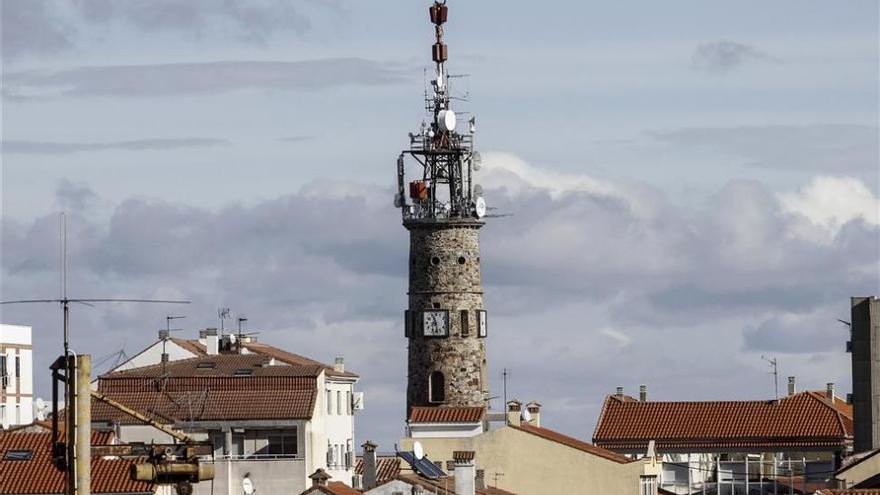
[408,406,486,424]
[593,390,853,452]
[0,429,151,495]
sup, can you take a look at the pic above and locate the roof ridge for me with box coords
[804,391,851,435]
[592,395,614,443]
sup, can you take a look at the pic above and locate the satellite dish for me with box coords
[228,333,237,345]
[437,110,456,132]
[471,151,482,171]
[35,398,47,420]
[474,197,487,219]
[413,441,425,461]
[521,408,532,423]
[242,476,254,495]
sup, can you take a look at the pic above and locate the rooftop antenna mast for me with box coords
[761,355,779,400]
[218,307,231,336]
[161,315,186,374]
[395,0,487,223]
[0,213,189,495]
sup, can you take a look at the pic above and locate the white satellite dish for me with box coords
[35,398,47,420]
[437,110,456,132]
[413,441,425,461]
[474,197,487,219]
[242,476,255,495]
[471,151,482,171]
[521,408,532,423]
[229,333,237,345]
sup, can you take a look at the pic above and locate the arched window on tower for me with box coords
[429,371,446,403]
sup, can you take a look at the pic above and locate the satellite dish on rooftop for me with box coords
[229,333,237,345]
[474,197,487,219]
[521,408,532,423]
[471,151,482,171]
[438,110,456,132]
[35,398,48,420]
[413,441,425,461]
[242,475,254,495]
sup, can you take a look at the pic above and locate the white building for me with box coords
[0,324,34,429]
[92,329,361,494]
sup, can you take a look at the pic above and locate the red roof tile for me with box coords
[355,455,401,484]
[0,431,152,494]
[92,388,317,424]
[104,353,324,379]
[593,391,853,451]
[511,424,632,464]
[240,342,359,379]
[409,406,485,424]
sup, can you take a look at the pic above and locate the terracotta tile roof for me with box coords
[240,341,359,379]
[91,388,317,424]
[356,455,401,484]
[103,353,325,379]
[0,430,152,494]
[409,406,486,424]
[593,391,853,451]
[511,424,632,464]
[396,473,518,495]
[169,337,207,356]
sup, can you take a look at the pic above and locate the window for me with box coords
[337,391,342,415]
[346,391,352,415]
[4,450,33,461]
[460,310,469,337]
[639,475,657,495]
[267,432,298,456]
[0,356,6,388]
[327,390,333,415]
[196,362,216,369]
[14,356,20,378]
[429,371,445,403]
[233,368,253,376]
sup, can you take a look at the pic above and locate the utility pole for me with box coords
[1,214,188,495]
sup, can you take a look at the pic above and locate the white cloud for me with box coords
[778,176,880,242]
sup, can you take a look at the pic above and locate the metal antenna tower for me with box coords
[395,0,486,223]
[0,213,189,495]
[761,355,779,400]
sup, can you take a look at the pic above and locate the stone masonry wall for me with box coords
[406,220,488,412]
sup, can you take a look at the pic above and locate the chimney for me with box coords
[525,401,541,427]
[787,376,796,396]
[205,328,219,355]
[639,384,648,402]
[826,382,835,401]
[616,387,624,397]
[334,357,345,374]
[309,468,331,487]
[506,400,522,426]
[361,441,378,489]
[453,451,476,495]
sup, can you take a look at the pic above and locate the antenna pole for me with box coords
[762,356,779,400]
[502,368,508,424]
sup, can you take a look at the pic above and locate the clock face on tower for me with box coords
[477,310,487,338]
[422,310,449,337]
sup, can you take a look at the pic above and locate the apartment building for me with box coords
[0,324,33,429]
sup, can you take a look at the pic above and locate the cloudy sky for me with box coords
[2,0,878,449]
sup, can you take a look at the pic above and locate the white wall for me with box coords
[323,376,357,484]
[0,324,34,429]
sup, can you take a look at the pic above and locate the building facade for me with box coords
[851,296,880,454]
[92,333,360,494]
[593,386,854,493]
[0,324,33,429]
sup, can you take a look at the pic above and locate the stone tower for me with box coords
[850,296,880,453]
[395,2,489,413]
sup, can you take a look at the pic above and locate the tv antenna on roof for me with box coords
[218,307,231,334]
[761,355,779,400]
[0,213,189,494]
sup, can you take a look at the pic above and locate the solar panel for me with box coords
[397,451,446,479]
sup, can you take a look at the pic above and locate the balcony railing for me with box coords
[205,453,304,462]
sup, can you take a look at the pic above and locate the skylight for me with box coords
[4,450,33,461]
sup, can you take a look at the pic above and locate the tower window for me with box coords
[431,256,440,265]
[457,256,466,265]
[460,310,469,337]
[429,371,446,403]
[433,302,441,309]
